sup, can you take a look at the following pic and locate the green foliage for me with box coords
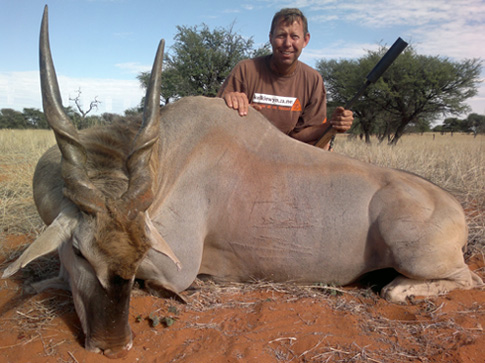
[465,113,485,135]
[433,113,485,135]
[317,45,482,144]
[23,108,48,129]
[442,117,462,133]
[123,107,143,116]
[138,22,271,103]
[0,108,48,129]
[0,107,127,129]
[0,109,28,129]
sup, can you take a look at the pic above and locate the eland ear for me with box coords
[145,214,181,270]
[2,207,79,279]
[145,279,187,304]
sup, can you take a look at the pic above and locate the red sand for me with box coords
[1,234,484,363]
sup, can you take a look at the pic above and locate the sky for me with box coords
[1,0,484,118]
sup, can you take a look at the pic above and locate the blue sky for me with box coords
[1,0,484,118]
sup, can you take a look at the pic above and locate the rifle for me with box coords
[314,37,408,149]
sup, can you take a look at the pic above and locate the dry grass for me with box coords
[0,130,54,235]
[0,130,56,281]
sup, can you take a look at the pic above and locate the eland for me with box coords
[3,6,482,357]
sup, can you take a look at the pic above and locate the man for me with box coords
[217,8,353,148]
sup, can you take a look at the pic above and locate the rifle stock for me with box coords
[314,126,337,149]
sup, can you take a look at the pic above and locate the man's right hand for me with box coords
[222,92,250,116]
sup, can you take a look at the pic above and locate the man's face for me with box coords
[269,19,310,74]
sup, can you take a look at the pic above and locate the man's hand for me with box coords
[330,107,353,132]
[222,92,250,116]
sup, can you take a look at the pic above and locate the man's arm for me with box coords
[290,107,353,145]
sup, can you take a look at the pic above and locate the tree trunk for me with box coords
[389,121,407,145]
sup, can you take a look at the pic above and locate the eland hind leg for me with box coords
[381,266,483,303]
[372,182,483,303]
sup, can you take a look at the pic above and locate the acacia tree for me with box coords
[0,108,48,129]
[138,23,270,103]
[376,49,481,144]
[317,46,482,144]
[69,88,100,118]
[442,117,462,134]
[318,57,387,143]
[434,113,485,136]
[22,108,48,129]
[0,109,28,129]
[68,88,103,129]
[465,113,485,136]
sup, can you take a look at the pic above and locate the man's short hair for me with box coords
[270,8,309,35]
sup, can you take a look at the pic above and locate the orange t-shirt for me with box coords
[218,56,328,141]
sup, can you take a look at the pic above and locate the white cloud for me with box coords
[304,0,485,60]
[411,20,485,60]
[222,8,242,14]
[0,71,145,115]
[305,0,484,28]
[301,42,380,63]
[0,71,41,110]
[115,62,152,75]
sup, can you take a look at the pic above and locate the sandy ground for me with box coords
[0,233,484,363]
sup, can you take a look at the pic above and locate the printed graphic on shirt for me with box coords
[252,93,302,112]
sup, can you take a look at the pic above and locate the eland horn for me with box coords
[39,5,104,214]
[122,39,165,218]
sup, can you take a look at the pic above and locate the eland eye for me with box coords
[72,245,85,259]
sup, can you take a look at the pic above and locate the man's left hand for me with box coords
[330,107,353,132]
